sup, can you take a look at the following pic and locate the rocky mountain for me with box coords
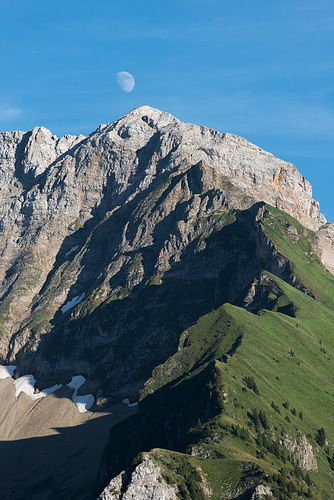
[0,106,333,499]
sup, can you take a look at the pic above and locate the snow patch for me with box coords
[0,365,16,379]
[13,374,62,400]
[61,292,85,314]
[123,398,138,407]
[67,375,86,391]
[74,395,95,413]
[39,384,63,397]
[1,365,94,414]
[65,245,79,258]
[67,375,94,413]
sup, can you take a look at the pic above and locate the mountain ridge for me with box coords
[1,105,328,228]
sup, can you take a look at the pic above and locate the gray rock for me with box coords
[98,456,177,500]
[283,433,317,471]
[252,484,273,499]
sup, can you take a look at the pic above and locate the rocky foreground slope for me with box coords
[0,106,333,499]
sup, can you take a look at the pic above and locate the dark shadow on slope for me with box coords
[276,302,297,317]
[14,130,88,193]
[0,407,134,500]
[14,131,33,190]
[15,203,301,394]
[96,357,263,497]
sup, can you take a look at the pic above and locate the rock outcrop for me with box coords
[317,223,334,274]
[252,484,273,499]
[283,433,318,471]
[98,456,177,500]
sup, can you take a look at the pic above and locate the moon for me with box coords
[116,71,135,93]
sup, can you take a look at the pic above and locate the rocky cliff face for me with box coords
[0,106,331,394]
[317,223,334,274]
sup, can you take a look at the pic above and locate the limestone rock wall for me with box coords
[317,223,334,275]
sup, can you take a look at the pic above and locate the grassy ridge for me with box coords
[99,206,334,499]
[102,278,334,498]
[143,279,334,498]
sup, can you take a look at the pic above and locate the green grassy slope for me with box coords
[262,205,334,311]
[99,207,334,499]
[145,280,334,499]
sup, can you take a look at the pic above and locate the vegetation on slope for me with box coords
[99,207,334,499]
[262,205,334,311]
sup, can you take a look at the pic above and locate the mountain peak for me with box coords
[89,106,326,231]
[0,107,327,232]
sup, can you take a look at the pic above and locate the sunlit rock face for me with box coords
[317,223,334,274]
[98,455,177,500]
[0,106,328,393]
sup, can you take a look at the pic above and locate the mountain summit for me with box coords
[0,107,333,499]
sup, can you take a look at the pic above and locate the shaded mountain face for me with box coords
[0,106,334,498]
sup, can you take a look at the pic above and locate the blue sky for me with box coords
[1,0,333,220]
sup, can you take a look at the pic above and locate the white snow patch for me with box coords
[61,292,85,314]
[123,398,138,407]
[3,369,93,413]
[13,374,62,400]
[74,395,95,413]
[65,245,79,258]
[0,365,16,379]
[38,384,63,397]
[67,375,94,413]
[67,375,86,391]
